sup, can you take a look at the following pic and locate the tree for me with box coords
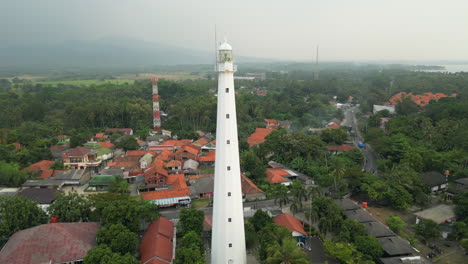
[91,193,159,232]
[340,219,366,243]
[179,231,204,254]
[245,222,258,249]
[396,96,419,116]
[354,235,384,260]
[321,127,348,145]
[250,209,273,232]
[386,215,407,234]
[175,246,205,264]
[178,209,204,236]
[448,222,468,241]
[266,238,309,264]
[48,191,92,222]
[272,184,290,209]
[324,240,374,264]
[415,219,440,242]
[0,161,28,186]
[84,245,138,264]
[96,223,138,255]
[0,196,48,245]
[240,150,266,181]
[108,176,130,193]
[115,136,139,151]
[461,238,468,254]
[454,192,468,222]
[50,161,68,170]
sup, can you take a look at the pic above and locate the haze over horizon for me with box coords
[2,0,468,62]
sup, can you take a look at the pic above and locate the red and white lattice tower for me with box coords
[152,77,161,132]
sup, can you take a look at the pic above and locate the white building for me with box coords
[373,104,396,114]
[211,39,247,264]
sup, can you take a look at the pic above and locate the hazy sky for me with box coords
[2,0,467,61]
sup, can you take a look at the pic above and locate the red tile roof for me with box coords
[192,137,210,147]
[98,142,114,148]
[26,160,55,171]
[0,222,99,264]
[144,164,169,180]
[66,146,93,157]
[140,217,174,264]
[274,213,307,236]
[198,150,216,162]
[111,156,141,169]
[387,92,456,107]
[326,122,341,129]
[126,150,156,157]
[141,174,190,201]
[246,128,274,147]
[175,145,200,156]
[241,174,264,194]
[156,150,173,161]
[266,168,289,183]
[95,133,107,139]
[327,144,354,152]
[161,139,192,147]
[165,160,182,168]
[12,142,22,150]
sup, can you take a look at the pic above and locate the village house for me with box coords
[140,217,176,264]
[421,171,447,193]
[325,121,341,129]
[327,144,355,154]
[274,213,307,243]
[447,177,468,198]
[198,150,216,166]
[165,160,182,173]
[268,161,315,185]
[0,222,100,264]
[62,146,101,171]
[174,145,200,161]
[141,173,191,207]
[201,140,216,152]
[246,128,274,147]
[23,169,91,189]
[24,160,57,179]
[18,188,59,213]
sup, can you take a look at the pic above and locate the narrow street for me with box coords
[342,105,378,173]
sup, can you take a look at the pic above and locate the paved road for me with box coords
[342,105,378,173]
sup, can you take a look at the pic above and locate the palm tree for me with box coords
[289,196,303,216]
[266,238,309,264]
[329,158,346,197]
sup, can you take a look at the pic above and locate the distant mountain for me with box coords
[0,37,218,67]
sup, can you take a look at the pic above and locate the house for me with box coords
[421,171,447,192]
[414,204,456,225]
[93,133,109,141]
[140,153,154,169]
[377,236,415,257]
[335,199,360,211]
[174,145,200,161]
[447,178,468,198]
[198,150,216,166]
[183,159,199,175]
[63,146,101,170]
[165,160,182,173]
[386,92,455,107]
[161,139,192,149]
[0,222,99,264]
[144,164,170,185]
[24,160,56,179]
[325,122,341,129]
[98,141,114,149]
[268,161,315,185]
[23,169,90,189]
[105,128,133,135]
[274,213,307,243]
[266,168,292,186]
[373,105,396,114]
[344,209,376,223]
[192,137,210,148]
[140,217,175,264]
[363,221,396,238]
[380,256,431,264]
[18,188,59,212]
[88,175,118,191]
[246,128,274,147]
[141,174,191,207]
[201,140,216,152]
[327,144,354,153]
[264,119,280,129]
[188,174,265,201]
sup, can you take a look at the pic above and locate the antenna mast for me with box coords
[314,45,320,80]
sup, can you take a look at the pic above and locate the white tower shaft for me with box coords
[211,40,246,264]
[152,77,161,132]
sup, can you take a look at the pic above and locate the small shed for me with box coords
[421,171,447,192]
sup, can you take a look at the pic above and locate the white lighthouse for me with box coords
[211,39,247,264]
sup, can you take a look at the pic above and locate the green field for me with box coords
[32,79,135,86]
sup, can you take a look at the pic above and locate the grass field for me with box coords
[192,198,211,209]
[32,79,135,86]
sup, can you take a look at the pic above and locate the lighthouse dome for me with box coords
[218,41,232,51]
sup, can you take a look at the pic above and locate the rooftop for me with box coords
[274,213,307,236]
[377,236,415,256]
[18,188,59,204]
[344,209,376,223]
[246,128,274,147]
[363,221,396,238]
[140,217,174,264]
[0,222,99,264]
[414,204,455,224]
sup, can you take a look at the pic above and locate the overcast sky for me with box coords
[2,0,467,61]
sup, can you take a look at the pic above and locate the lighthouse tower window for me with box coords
[226,114,230,119]
[227,140,230,144]
[225,88,229,93]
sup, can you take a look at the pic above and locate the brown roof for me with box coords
[0,223,99,264]
[141,174,190,201]
[192,137,210,147]
[66,146,93,157]
[165,160,182,168]
[327,144,354,152]
[126,150,156,157]
[266,168,289,183]
[274,213,307,236]
[175,145,200,156]
[246,128,274,147]
[198,150,216,162]
[111,156,141,169]
[140,217,174,264]
[326,122,341,129]
[241,174,264,195]
[26,160,55,171]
